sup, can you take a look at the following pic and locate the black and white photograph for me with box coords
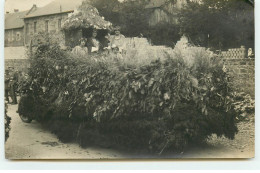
[4,0,255,160]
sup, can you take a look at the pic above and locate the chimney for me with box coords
[14,9,19,13]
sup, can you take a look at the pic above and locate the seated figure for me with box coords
[109,26,126,53]
[72,38,88,57]
[87,30,100,54]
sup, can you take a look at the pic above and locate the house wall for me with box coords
[5,59,30,72]
[147,0,186,26]
[4,28,25,47]
[24,13,69,46]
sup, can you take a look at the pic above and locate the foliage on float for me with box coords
[18,34,239,154]
[62,1,112,31]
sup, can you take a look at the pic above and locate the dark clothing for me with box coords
[86,37,100,54]
[9,80,17,104]
[5,73,10,102]
[100,37,110,50]
[5,89,9,103]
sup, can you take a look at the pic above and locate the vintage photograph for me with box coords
[4,0,255,159]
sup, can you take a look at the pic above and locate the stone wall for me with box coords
[4,47,29,72]
[221,47,255,97]
[5,59,30,72]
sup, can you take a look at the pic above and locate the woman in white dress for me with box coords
[72,38,88,57]
[109,26,126,53]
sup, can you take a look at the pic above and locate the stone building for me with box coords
[4,9,32,70]
[23,0,83,46]
[5,10,28,47]
[145,0,187,26]
[4,0,83,70]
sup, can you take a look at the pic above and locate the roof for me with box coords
[24,0,84,18]
[145,0,168,9]
[5,10,28,29]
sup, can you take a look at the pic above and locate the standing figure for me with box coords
[9,76,17,104]
[71,38,88,57]
[87,29,100,54]
[4,70,10,103]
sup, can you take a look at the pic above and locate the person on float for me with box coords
[86,29,100,54]
[109,26,126,54]
[71,38,88,57]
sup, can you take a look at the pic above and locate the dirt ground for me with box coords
[5,103,255,160]
[180,115,255,159]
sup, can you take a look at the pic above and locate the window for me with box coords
[16,32,21,41]
[45,20,49,32]
[58,19,62,30]
[26,23,29,34]
[34,22,37,33]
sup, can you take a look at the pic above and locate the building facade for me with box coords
[23,13,69,45]
[4,0,83,70]
[145,0,187,26]
[5,10,29,47]
[23,0,83,45]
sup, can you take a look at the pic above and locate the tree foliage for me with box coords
[88,0,149,36]
[178,0,254,50]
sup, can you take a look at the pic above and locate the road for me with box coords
[5,104,255,159]
[5,104,124,159]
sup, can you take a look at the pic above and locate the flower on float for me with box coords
[55,65,60,70]
[72,80,77,84]
[164,93,170,100]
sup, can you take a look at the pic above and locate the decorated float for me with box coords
[16,1,246,154]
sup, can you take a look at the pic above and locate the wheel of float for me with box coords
[19,114,33,123]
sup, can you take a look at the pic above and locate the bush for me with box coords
[19,35,239,154]
[5,103,11,142]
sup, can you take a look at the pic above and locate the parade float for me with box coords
[17,2,240,154]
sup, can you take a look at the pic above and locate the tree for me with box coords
[178,0,254,50]
[88,0,149,37]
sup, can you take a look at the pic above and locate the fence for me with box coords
[221,46,255,97]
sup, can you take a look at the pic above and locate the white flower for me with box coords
[42,86,46,93]
[164,93,170,100]
[84,93,89,98]
[222,65,227,73]
[72,80,77,84]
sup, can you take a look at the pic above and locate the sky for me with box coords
[5,0,54,13]
[4,0,126,13]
